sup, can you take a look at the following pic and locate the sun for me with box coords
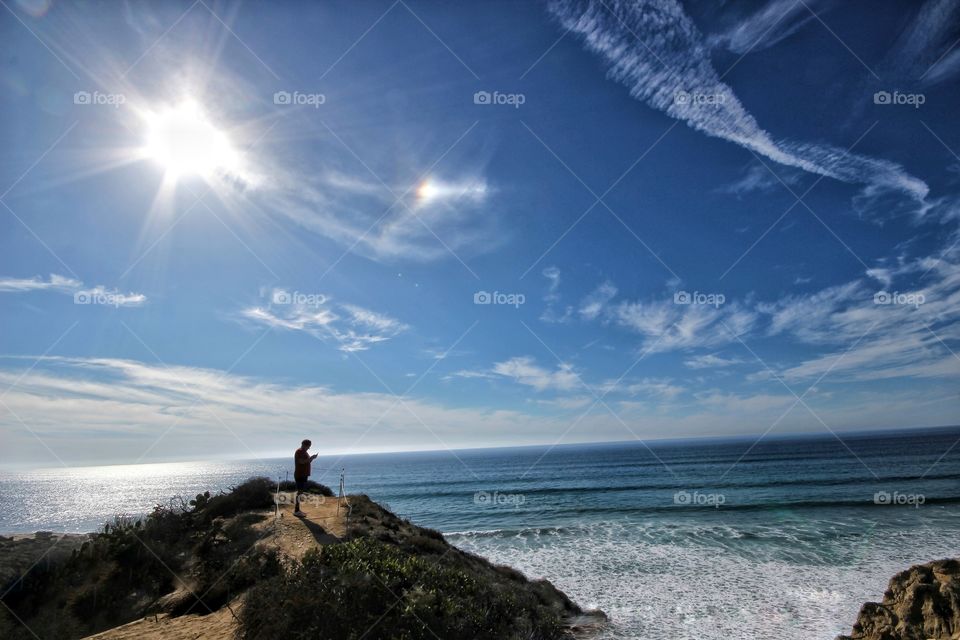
[416,179,440,201]
[143,100,239,179]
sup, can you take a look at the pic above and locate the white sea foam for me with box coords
[449,517,960,639]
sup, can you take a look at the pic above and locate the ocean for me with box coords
[2,426,959,639]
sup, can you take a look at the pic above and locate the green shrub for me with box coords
[278,479,334,496]
[239,538,565,640]
[1,477,280,638]
[198,477,275,520]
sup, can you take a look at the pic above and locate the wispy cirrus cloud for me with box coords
[684,354,744,369]
[548,0,930,212]
[0,273,146,307]
[561,229,960,384]
[540,266,574,323]
[2,355,957,466]
[878,0,960,86]
[491,356,581,392]
[0,274,82,292]
[455,353,687,401]
[241,289,407,352]
[579,281,618,320]
[451,356,582,392]
[596,376,685,400]
[719,162,803,197]
[0,356,567,464]
[707,0,823,55]
[247,135,499,263]
[612,297,758,353]
[759,249,960,383]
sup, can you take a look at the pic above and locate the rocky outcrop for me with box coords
[837,559,960,640]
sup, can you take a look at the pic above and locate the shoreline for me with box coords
[3,490,957,639]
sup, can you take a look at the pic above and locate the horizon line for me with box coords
[7,423,959,472]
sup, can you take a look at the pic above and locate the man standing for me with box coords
[293,439,318,517]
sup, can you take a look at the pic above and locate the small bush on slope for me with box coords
[238,537,566,640]
[0,477,284,639]
[278,479,335,497]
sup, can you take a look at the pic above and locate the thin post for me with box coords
[275,474,282,518]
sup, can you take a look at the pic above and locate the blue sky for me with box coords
[1,0,959,467]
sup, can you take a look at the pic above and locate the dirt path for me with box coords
[84,605,239,640]
[83,493,348,640]
[266,491,347,561]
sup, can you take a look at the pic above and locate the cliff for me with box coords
[0,477,605,640]
[837,558,960,640]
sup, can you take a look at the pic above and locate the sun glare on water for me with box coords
[143,100,239,179]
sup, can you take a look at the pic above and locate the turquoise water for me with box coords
[2,427,959,639]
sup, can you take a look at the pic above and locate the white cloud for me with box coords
[759,248,960,382]
[249,151,498,263]
[2,356,957,466]
[879,0,960,87]
[0,274,82,292]
[684,354,743,369]
[0,356,566,465]
[534,395,593,410]
[694,389,796,414]
[719,163,803,197]
[491,356,581,392]
[542,266,561,302]
[924,48,960,86]
[341,304,407,334]
[579,281,618,320]
[612,297,758,352]
[241,290,407,352]
[563,231,959,385]
[0,274,146,307]
[77,286,147,307]
[597,377,685,400]
[540,266,574,323]
[707,0,820,55]
[548,0,930,214]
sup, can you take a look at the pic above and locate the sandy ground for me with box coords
[83,605,240,640]
[75,492,347,640]
[266,491,347,561]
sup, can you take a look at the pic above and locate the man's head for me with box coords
[301,439,311,450]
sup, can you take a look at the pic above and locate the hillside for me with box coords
[0,478,605,640]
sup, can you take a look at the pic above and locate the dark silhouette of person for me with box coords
[293,439,318,516]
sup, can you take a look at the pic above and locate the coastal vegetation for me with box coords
[0,477,600,640]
